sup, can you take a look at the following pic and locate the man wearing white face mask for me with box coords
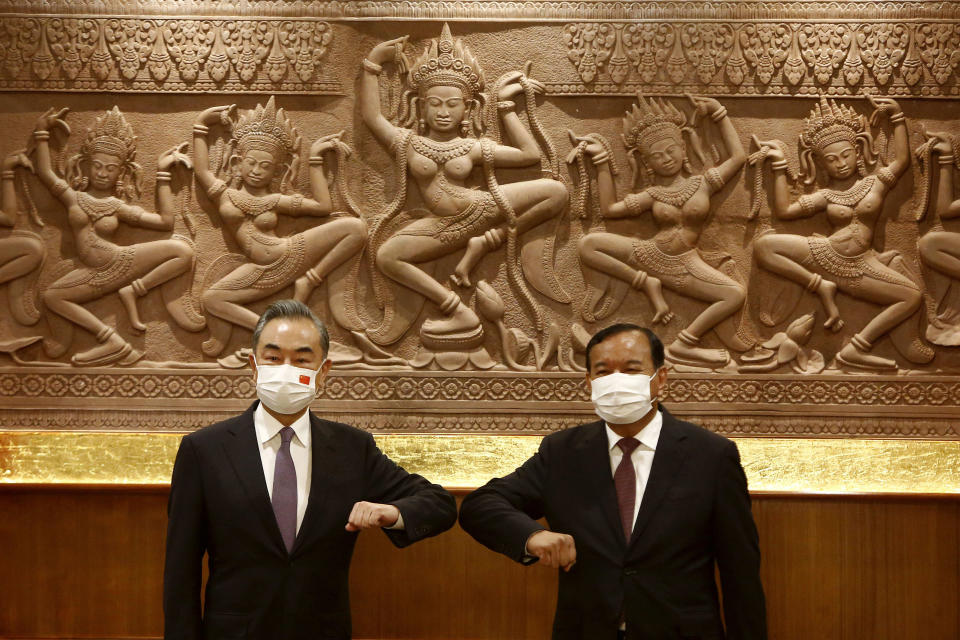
[164,300,457,640]
[460,323,767,640]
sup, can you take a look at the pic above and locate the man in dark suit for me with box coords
[459,323,767,640]
[163,300,457,640]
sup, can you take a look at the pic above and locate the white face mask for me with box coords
[253,356,324,415]
[589,371,658,425]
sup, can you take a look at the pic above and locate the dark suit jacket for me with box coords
[163,402,457,640]
[459,407,767,640]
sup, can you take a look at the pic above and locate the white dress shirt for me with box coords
[605,409,663,531]
[254,403,312,534]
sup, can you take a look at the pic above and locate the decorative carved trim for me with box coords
[0,17,339,94]
[0,16,956,96]
[553,21,960,96]
[2,368,959,438]
[3,2,960,21]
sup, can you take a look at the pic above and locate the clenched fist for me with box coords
[345,501,401,531]
[526,530,577,571]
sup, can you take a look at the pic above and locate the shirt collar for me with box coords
[254,401,312,448]
[605,408,663,453]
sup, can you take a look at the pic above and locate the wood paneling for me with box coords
[1,489,957,639]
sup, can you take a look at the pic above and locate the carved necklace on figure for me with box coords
[411,135,475,165]
[77,191,124,223]
[822,175,875,206]
[646,175,703,208]
[226,189,282,217]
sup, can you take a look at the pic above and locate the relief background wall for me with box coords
[0,1,958,482]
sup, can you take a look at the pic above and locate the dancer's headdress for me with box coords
[68,106,142,201]
[622,95,687,153]
[798,96,876,185]
[233,96,299,160]
[407,23,485,99]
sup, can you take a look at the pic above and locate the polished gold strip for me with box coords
[1,431,959,494]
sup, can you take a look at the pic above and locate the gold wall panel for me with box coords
[1,431,958,494]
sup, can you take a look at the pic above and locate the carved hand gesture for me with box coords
[198,104,236,127]
[497,63,546,101]
[310,130,350,157]
[158,142,193,172]
[687,94,723,119]
[751,135,788,163]
[567,131,610,164]
[33,107,70,135]
[368,36,408,65]
[2,148,34,173]
[922,129,954,156]
[866,95,903,126]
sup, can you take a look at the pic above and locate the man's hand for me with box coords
[526,530,577,571]
[345,501,400,531]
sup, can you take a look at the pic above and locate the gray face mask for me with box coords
[589,371,657,424]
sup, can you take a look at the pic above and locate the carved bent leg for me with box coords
[0,235,45,326]
[41,283,140,366]
[452,179,568,288]
[578,232,672,324]
[663,260,746,367]
[834,268,925,370]
[116,239,195,333]
[754,233,843,331]
[200,279,267,356]
[292,217,367,304]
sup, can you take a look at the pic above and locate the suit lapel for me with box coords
[223,402,286,556]
[629,409,688,546]
[575,421,627,551]
[290,414,338,558]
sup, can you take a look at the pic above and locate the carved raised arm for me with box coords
[868,95,909,180]
[359,37,406,147]
[687,95,746,187]
[31,107,74,207]
[490,70,543,167]
[192,105,235,197]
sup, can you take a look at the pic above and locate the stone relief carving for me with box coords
[27,106,204,366]
[190,96,388,368]
[0,8,957,437]
[358,24,567,368]
[752,96,933,371]
[0,148,45,333]
[572,94,752,371]
[915,130,960,345]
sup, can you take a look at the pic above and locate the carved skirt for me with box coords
[208,234,307,292]
[631,239,735,288]
[47,246,137,294]
[393,192,500,246]
[805,236,918,291]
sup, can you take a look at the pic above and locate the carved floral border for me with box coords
[2,369,959,438]
[0,16,957,95]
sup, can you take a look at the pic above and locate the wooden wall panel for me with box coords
[0,489,957,640]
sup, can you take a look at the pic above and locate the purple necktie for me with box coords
[614,437,640,542]
[272,426,297,553]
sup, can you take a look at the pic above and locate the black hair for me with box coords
[584,323,665,372]
[251,299,330,357]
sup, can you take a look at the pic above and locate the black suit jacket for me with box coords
[163,402,457,640]
[459,407,767,640]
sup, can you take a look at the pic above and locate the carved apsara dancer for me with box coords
[192,97,367,357]
[31,107,201,366]
[573,95,749,369]
[0,149,45,326]
[359,24,567,349]
[915,130,960,345]
[753,96,932,371]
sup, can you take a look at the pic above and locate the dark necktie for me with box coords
[614,437,640,542]
[272,426,297,553]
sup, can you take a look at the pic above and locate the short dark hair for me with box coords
[584,323,664,371]
[252,299,330,357]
